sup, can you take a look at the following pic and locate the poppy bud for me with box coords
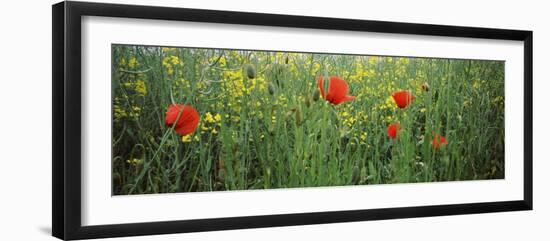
[312,89,320,101]
[268,82,276,95]
[295,108,303,126]
[270,64,285,88]
[340,135,350,143]
[245,64,256,79]
[113,173,121,187]
[273,64,284,75]
[217,169,226,181]
[304,96,311,107]
[421,82,430,92]
[214,182,224,190]
[352,165,360,184]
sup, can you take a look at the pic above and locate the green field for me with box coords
[111,45,505,195]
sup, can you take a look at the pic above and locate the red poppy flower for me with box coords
[317,76,356,105]
[431,133,448,149]
[392,90,415,109]
[387,123,400,139]
[165,104,200,135]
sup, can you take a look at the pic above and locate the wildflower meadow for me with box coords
[112,45,505,195]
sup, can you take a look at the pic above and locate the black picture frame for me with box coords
[52,1,533,240]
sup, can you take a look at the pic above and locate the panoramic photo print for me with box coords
[111,44,505,195]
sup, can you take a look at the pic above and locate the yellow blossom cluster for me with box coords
[122,79,147,97]
[162,55,181,75]
[201,112,222,135]
[113,97,142,121]
[128,57,138,69]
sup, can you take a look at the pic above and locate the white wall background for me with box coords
[0,0,547,240]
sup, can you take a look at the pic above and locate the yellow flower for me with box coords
[493,96,504,104]
[126,158,143,166]
[205,112,215,123]
[343,116,357,127]
[162,56,181,75]
[472,79,482,89]
[231,116,241,123]
[181,134,192,143]
[166,55,180,65]
[161,47,176,52]
[121,80,147,97]
[134,80,147,96]
[214,113,222,122]
[223,69,246,99]
[360,132,368,141]
[128,57,138,68]
[384,115,396,124]
[113,105,127,121]
[368,57,378,65]
[218,56,227,67]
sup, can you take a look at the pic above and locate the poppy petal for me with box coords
[387,123,400,139]
[339,95,356,103]
[174,115,199,135]
[317,76,326,99]
[431,134,448,149]
[165,104,200,135]
[392,91,415,108]
[165,104,182,126]
[326,76,348,103]
[326,76,356,105]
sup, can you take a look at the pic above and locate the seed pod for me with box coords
[312,89,320,101]
[421,82,430,92]
[245,64,256,79]
[285,55,289,64]
[268,82,276,95]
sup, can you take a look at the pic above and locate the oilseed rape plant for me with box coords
[112,45,505,195]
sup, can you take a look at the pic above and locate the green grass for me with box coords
[111,45,505,195]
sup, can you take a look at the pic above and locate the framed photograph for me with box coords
[52,1,533,240]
